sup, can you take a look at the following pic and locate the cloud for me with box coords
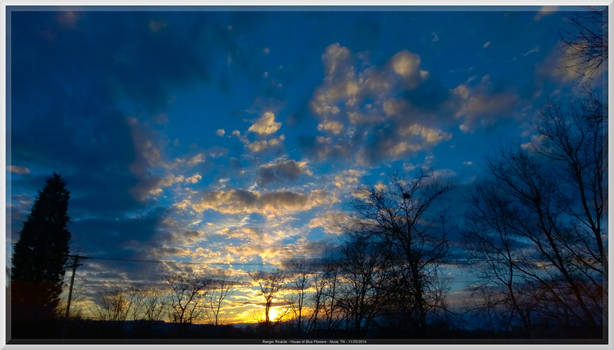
[317,120,344,135]
[187,153,206,167]
[534,6,558,21]
[523,46,540,56]
[8,165,30,175]
[216,129,226,137]
[521,134,546,152]
[191,188,338,215]
[431,32,439,42]
[322,43,353,77]
[310,43,429,120]
[308,210,354,235]
[398,124,452,143]
[245,134,286,153]
[185,173,202,184]
[482,41,491,49]
[332,169,363,189]
[452,75,519,132]
[248,111,281,135]
[68,207,168,260]
[390,50,422,79]
[542,40,606,86]
[256,158,312,186]
[306,43,453,164]
[219,226,261,241]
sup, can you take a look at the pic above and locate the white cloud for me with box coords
[482,41,491,49]
[523,46,540,56]
[248,111,282,135]
[187,153,205,167]
[216,129,226,137]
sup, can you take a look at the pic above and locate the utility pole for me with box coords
[65,254,81,320]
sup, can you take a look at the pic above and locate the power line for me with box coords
[66,254,277,266]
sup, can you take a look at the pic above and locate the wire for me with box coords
[66,254,278,266]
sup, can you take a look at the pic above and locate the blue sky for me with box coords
[6,6,607,320]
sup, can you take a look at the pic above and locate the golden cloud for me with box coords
[248,111,282,135]
[192,188,338,215]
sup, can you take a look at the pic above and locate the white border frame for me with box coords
[0,1,611,349]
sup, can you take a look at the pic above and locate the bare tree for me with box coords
[464,182,535,333]
[560,9,607,80]
[142,287,168,321]
[351,171,452,331]
[205,274,234,326]
[249,270,285,326]
[335,233,387,335]
[94,287,133,321]
[284,258,311,335]
[538,97,606,277]
[166,273,210,324]
[308,265,326,334]
[466,118,605,329]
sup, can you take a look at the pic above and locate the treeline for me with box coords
[79,92,606,340]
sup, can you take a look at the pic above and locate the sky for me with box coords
[6,6,607,323]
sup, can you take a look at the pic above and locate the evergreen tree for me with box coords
[11,173,71,321]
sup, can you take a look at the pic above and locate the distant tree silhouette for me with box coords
[94,287,134,321]
[11,173,71,321]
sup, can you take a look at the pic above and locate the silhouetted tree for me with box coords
[336,233,387,335]
[464,181,536,334]
[205,274,234,326]
[94,287,133,321]
[166,272,210,324]
[465,96,606,333]
[142,287,168,321]
[249,270,285,327]
[284,258,311,335]
[11,173,71,321]
[321,258,342,331]
[560,9,607,81]
[351,171,452,331]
